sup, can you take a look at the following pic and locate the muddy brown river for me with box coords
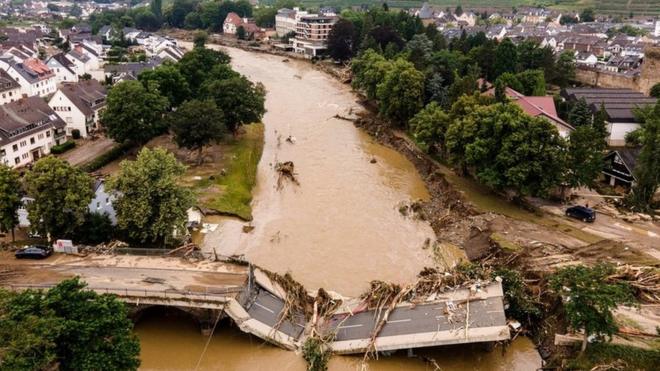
[137,43,542,369]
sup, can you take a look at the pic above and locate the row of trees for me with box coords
[102,40,265,164]
[0,148,193,246]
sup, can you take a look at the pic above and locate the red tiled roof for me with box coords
[224,12,243,26]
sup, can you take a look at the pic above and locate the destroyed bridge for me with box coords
[3,260,509,355]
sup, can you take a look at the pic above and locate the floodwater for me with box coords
[196,44,444,296]
[138,42,542,370]
[136,309,542,370]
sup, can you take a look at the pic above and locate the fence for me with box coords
[3,283,243,302]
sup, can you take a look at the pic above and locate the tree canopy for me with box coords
[101,80,169,144]
[202,76,266,133]
[0,165,21,241]
[409,102,451,154]
[626,102,660,210]
[108,147,194,245]
[138,64,191,108]
[0,278,140,370]
[169,99,226,164]
[376,58,425,127]
[327,18,357,62]
[24,157,94,240]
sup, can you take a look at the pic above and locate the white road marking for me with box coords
[253,302,275,314]
[337,324,363,329]
[387,318,412,324]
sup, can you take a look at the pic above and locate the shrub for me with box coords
[80,142,132,173]
[71,129,81,139]
[50,140,76,154]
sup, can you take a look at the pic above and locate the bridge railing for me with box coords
[3,284,243,302]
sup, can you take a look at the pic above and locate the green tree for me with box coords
[626,103,660,210]
[151,0,162,19]
[169,99,226,164]
[327,18,357,62]
[405,33,433,70]
[75,212,114,245]
[101,80,169,144]
[592,103,609,141]
[0,165,21,241]
[193,30,208,48]
[177,46,231,96]
[554,51,576,88]
[566,125,606,189]
[203,76,266,133]
[109,148,194,245]
[568,98,593,127]
[515,69,546,96]
[579,8,595,22]
[236,25,246,40]
[376,58,425,127]
[138,64,191,108]
[24,157,94,240]
[351,49,392,100]
[0,278,140,370]
[649,83,660,98]
[495,72,524,94]
[550,264,633,352]
[447,103,567,196]
[409,102,451,154]
[493,38,518,77]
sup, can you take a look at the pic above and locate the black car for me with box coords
[565,205,596,223]
[15,245,52,259]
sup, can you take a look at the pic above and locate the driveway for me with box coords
[60,137,116,166]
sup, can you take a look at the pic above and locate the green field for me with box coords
[287,0,660,16]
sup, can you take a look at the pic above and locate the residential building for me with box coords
[482,81,573,137]
[46,52,78,83]
[293,15,337,58]
[48,79,106,138]
[89,179,117,224]
[562,88,658,146]
[0,96,66,168]
[602,148,640,188]
[0,69,21,105]
[223,12,244,35]
[276,8,308,36]
[0,57,56,97]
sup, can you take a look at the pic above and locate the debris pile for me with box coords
[275,161,300,189]
[609,265,660,303]
[79,240,128,255]
[0,265,19,283]
[166,243,205,260]
[263,270,313,329]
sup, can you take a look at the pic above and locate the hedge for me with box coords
[80,142,133,173]
[50,140,76,154]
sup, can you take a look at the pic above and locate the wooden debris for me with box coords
[275,161,300,189]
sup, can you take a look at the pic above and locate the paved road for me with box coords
[246,289,306,339]
[327,297,505,341]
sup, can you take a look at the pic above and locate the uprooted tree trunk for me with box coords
[275,161,300,189]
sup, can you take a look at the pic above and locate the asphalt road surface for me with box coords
[327,297,505,341]
[246,289,306,339]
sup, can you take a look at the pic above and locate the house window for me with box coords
[20,141,26,147]
[30,137,35,144]
[21,153,28,159]
[14,157,19,165]
[38,133,44,139]
[12,144,18,152]
[46,131,51,137]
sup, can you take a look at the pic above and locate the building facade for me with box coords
[293,15,337,58]
[48,79,106,138]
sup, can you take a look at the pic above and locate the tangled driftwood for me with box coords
[275,161,300,189]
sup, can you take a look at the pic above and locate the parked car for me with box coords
[565,205,596,223]
[15,245,52,259]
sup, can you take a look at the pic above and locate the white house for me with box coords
[0,96,66,168]
[89,179,117,224]
[48,79,107,138]
[0,69,22,105]
[46,53,78,83]
[223,12,245,35]
[0,57,57,97]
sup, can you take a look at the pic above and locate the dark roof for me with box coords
[1,57,54,84]
[57,80,107,117]
[103,57,162,77]
[562,88,657,123]
[0,97,65,144]
[0,69,20,93]
[49,52,76,75]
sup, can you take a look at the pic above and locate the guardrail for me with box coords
[3,284,244,302]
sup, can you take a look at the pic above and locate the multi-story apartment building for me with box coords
[293,15,337,58]
[275,8,309,36]
[0,57,56,97]
[0,69,21,105]
[48,79,107,138]
[0,96,66,168]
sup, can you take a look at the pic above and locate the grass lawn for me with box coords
[567,343,660,370]
[190,123,264,221]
